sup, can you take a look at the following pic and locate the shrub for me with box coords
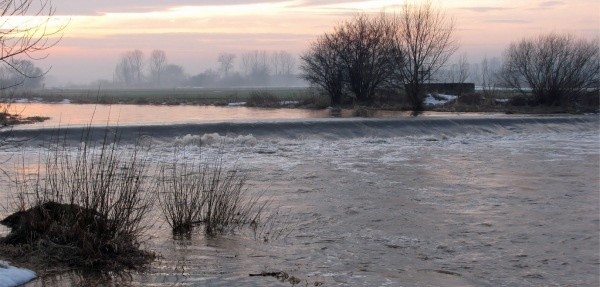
[157,150,269,236]
[509,95,532,107]
[352,106,374,117]
[298,91,331,109]
[456,93,483,105]
[245,91,281,107]
[2,128,155,270]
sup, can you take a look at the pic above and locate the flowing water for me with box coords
[0,106,598,286]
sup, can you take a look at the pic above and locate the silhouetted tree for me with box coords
[301,13,400,105]
[301,34,345,106]
[392,1,458,111]
[1,0,63,148]
[337,13,399,103]
[500,33,599,106]
[0,0,62,89]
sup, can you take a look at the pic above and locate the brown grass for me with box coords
[157,149,270,236]
[1,127,156,271]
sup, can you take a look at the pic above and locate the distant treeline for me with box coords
[105,49,306,89]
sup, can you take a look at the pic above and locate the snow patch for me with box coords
[0,261,36,287]
[424,93,457,106]
[227,102,246,106]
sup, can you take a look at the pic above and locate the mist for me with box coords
[11,0,599,88]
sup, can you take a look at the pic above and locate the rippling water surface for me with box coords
[0,113,598,286]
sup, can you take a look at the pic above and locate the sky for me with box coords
[17,0,600,85]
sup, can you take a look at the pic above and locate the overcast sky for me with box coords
[26,0,600,85]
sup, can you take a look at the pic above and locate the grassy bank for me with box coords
[2,87,597,115]
[5,87,321,106]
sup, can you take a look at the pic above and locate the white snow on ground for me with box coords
[227,102,247,106]
[424,93,457,105]
[0,261,36,287]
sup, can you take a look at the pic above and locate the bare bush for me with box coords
[245,90,280,107]
[157,150,269,236]
[2,128,155,269]
[500,33,599,106]
[157,159,207,233]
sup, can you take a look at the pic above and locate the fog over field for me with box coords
[20,0,598,86]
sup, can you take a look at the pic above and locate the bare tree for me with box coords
[240,50,270,85]
[336,13,400,103]
[1,0,63,148]
[270,51,295,76]
[148,50,167,87]
[217,53,235,78]
[0,59,44,89]
[301,33,345,105]
[0,0,62,82]
[114,49,144,87]
[301,13,400,105]
[393,1,458,111]
[480,56,501,99]
[448,54,470,84]
[501,33,599,106]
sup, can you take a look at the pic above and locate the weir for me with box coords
[1,115,598,144]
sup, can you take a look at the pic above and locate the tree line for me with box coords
[300,1,598,110]
[112,49,303,89]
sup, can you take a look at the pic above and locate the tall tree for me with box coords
[240,50,270,85]
[301,34,345,106]
[393,1,458,111]
[217,53,236,77]
[301,13,400,105]
[270,51,295,76]
[114,49,144,87]
[336,13,399,103]
[148,50,167,87]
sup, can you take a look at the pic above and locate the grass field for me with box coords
[4,87,319,106]
[1,87,596,114]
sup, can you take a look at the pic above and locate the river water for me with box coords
[0,104,598,286]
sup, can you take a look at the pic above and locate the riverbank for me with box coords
[2,87,598,115]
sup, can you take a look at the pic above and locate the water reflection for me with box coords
[7,103,499,130]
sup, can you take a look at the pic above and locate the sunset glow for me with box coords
[8,0,596,84]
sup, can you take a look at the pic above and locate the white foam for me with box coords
[174,133,258,147]
[0,261,36,287]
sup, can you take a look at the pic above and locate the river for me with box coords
[0,104,598,286]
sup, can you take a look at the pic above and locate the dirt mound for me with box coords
[0,202,154,271]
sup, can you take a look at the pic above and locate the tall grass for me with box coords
[4,128,156,269]
[157,149,269,236]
